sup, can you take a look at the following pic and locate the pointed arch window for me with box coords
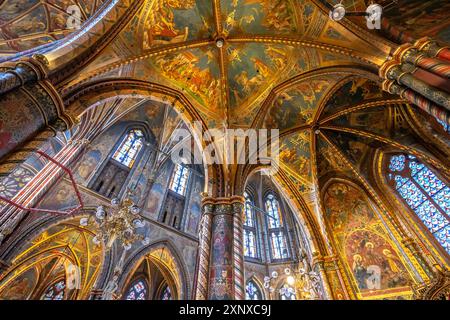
[387,154,450,254]
[245,280,262,300]
[112,129,144,168]
[41,280,66,300]
[125,279,148,300]
[244,191,259,259]
[169,164,190,196]
[160,284,172,300]
[265,194,289,260]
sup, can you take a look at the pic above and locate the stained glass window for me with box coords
[112,129,144,168]
[245,281,262,300]
[160,285,172,300]
[387,154,450,254]
[41,280,66,300]
[244,192,259,259]
[169,164,190,196]
[266,194,282,228]
[125,279,148,300]
[436,119,450,134]
[279,284,296,300]
[265,194,289,260]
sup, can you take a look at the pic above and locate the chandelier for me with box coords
[80,192,149,250]
[264,253,323,300]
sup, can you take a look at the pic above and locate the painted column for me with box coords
[195,196,245,300]
[231,200,245,300]
[384,64,450,110]
[415,37,450,63]
[382,80,450,125]
[0,80,73,177]
[194,201,213,300]
[401,47,450,79]
[0,128,56,178]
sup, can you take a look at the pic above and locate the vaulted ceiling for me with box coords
[1,0,449,229]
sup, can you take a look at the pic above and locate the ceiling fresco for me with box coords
[0,0,105,54]
[3,1,448,254]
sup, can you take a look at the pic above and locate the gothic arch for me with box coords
[119,239,190,300]
[321,178,418,299]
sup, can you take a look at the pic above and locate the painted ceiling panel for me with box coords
[220,0,298,36]
[0,0,105,54]
[142,0,214,50]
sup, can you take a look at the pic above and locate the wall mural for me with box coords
[324,182,413,299]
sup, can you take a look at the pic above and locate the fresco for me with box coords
[264,78,333,131]
[142,0,214,50]
[321,79,385,119]
[185,177,203,235]
[221,0,297,36]
[0,0,105,53]
[324,182,412,299]
[0,218,103,300]
[279,131,312,193]
[316,137,352,179]
[150,47,222,116]
[0,267,37,300]
[380,0,450,43]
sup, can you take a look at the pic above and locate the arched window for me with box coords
[245,280,262,300]
[41,280,66,300]
[244,192,259,259]
[160,284,172,300]
[169,164,190,196]
[279,284,296,300]
[387,154,450,254]
[265,194,289,260]
[436,119,450,134]
[125,279,148,300]
[112,129,144,168]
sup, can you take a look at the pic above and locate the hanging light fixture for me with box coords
[80,191,150,250]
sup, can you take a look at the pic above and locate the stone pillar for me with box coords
[382,80,450,125]
[383,63,450,110]
[194,201,213,300]
[0,79,73,177]
[0,128,56,178]
[415,37,450,63]
[400,46,450,79]
[195,196,245,300]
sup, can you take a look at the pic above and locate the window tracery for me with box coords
[169,164,190,196]
[387,154,450,254]
[245,280,262,300]
[265,194,289,260]
[41,280,66,300]
[244,192,259,259]
[125,279,148,300]
[112,129,144,168]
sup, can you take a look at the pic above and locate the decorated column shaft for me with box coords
[195,196,245,300]
[0,79,73,177]
[194,202,213,300]
[415,37,450,63]
[382,80,450,125]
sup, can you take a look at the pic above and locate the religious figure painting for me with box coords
[324,182,412,299]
